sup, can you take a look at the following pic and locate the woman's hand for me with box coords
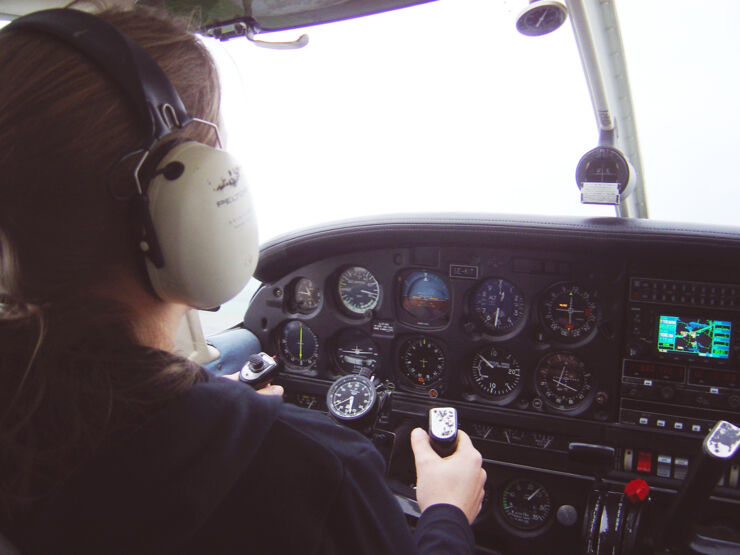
[410,427,487,524]
[223,373,284,396]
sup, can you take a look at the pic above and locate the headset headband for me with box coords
[4,9,191,146]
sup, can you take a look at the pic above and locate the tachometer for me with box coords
[470,345,521,402]
[278,320,319,369]
[471,278,525,334]
[334,329,380,375]
[541,282,598,341]
[501,479,553,531]
[399,335,446,387]
[535,352,593,411]
[337,266,381,315]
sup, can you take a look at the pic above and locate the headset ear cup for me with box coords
[144,142,258,309]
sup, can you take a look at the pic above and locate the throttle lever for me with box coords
[428,407,458,458]
[655,420,740,551]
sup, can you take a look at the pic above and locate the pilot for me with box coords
[0,3,485,554]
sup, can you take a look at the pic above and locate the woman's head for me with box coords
[0,4,217,518]
[0,3,221,305]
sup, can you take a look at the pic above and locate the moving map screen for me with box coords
[657,315,731,359]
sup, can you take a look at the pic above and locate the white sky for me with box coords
[207,0,740,246]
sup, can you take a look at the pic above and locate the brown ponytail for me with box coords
[0,3,219,522]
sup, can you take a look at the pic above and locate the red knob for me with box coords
[624,479,650,503]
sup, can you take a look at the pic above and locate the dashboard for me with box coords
[241,214,740,554]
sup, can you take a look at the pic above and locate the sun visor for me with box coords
[151,0,436,34]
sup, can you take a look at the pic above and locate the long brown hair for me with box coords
[0,3,220,522]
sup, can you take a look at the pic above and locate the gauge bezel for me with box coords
[276,319,320,371]
[289,276,323,315]
[540,282,600,344]
[516,0,567,37]
[326,373,377,422]
[397,334,447,391]
[336,265,382,318]
[397,269,451,329]
[498,479,554,535]
[332,328,380,375]
[534,351,595,414]
[468,344,522,405]
[470,277,527,337]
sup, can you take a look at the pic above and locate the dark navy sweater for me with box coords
[19,376,474,554]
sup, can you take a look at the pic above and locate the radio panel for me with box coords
[621,277,740,435]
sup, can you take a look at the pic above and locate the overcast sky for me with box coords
[205,0,740,245]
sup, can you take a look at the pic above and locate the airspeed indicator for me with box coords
[337,266,381,315]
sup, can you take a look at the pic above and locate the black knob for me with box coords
[248,353,264,371]
[660,386,675,401]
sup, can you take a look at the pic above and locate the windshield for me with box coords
[209,0,610,246]
[197,1,740,332]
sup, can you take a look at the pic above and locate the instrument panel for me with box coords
[247,246,623,422]
[242,216,740,554]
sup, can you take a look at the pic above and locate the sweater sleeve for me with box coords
[414,504,475,555]
[269,405,475,555]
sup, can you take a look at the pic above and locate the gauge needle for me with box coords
[536,11,546,27]
[553,378,578,392]
[299,326,303,359]
[494,307,500,327]
[557,364,566,384]
[527,487,542,501]
[361,289,378,297]
[478,354,495,369]
[347,395,355,412]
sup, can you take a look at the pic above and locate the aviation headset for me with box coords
[2,9,259,310]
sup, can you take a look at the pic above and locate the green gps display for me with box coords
[657,315,731,359]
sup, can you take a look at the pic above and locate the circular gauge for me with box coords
[334,329,380,375]
[501,479,553,531]
[516,1,567,37]
[471,278,525,334]
[337,266,381,315]
[470,345,522,401]
[293,277,322,314]
[535,352,593,411]
[541,283,599,342]
[399,336,446,387]
[576,147,630,188]
[278,320,319,369]
[326,373,377,422]
[401,271,450,322]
